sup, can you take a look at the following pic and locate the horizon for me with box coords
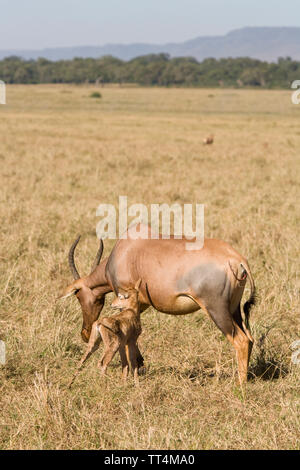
[1,0,300,50]
[1,25,300,52]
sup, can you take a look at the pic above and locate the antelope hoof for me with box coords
[81,328,90,343]
[138,366,146,376]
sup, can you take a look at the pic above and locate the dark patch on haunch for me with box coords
[177,263,233,336]
[177,262,230,303]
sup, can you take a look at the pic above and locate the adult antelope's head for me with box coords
[60,236,110,342]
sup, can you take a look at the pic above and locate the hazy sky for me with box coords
[1,0,299,49]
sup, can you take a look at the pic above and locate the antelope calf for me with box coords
[68,279,142,387]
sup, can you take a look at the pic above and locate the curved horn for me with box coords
[90,238,104,273]
[68,235,81,280]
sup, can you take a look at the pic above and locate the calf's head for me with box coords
[111,279,142,312]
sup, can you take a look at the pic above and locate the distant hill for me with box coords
[1,27,300,62]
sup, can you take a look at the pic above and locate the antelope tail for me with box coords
[241,262,256,329]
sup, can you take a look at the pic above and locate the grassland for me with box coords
[0,85,299,449]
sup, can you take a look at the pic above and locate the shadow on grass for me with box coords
[248,354,289,381]
[147,363,231,385]
[248,331,289,381]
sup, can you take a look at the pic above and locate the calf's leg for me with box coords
[98,329,120,376]
[69,320,101,388]
[119,344,129,382]
[128,340,139,386]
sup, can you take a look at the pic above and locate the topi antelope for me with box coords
[203,134,214,145]
[68,279,142,387]
[60,224,255,384]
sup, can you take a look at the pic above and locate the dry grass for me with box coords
[0,85,299,449]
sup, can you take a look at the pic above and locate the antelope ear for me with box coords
[135,278,142,291]
[58,288,78,300]
[57,280,83,300]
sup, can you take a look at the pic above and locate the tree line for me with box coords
[0,54,299,88]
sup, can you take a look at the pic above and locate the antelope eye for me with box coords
[118,294,124,299]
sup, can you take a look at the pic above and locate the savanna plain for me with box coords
[0,85,299,449]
